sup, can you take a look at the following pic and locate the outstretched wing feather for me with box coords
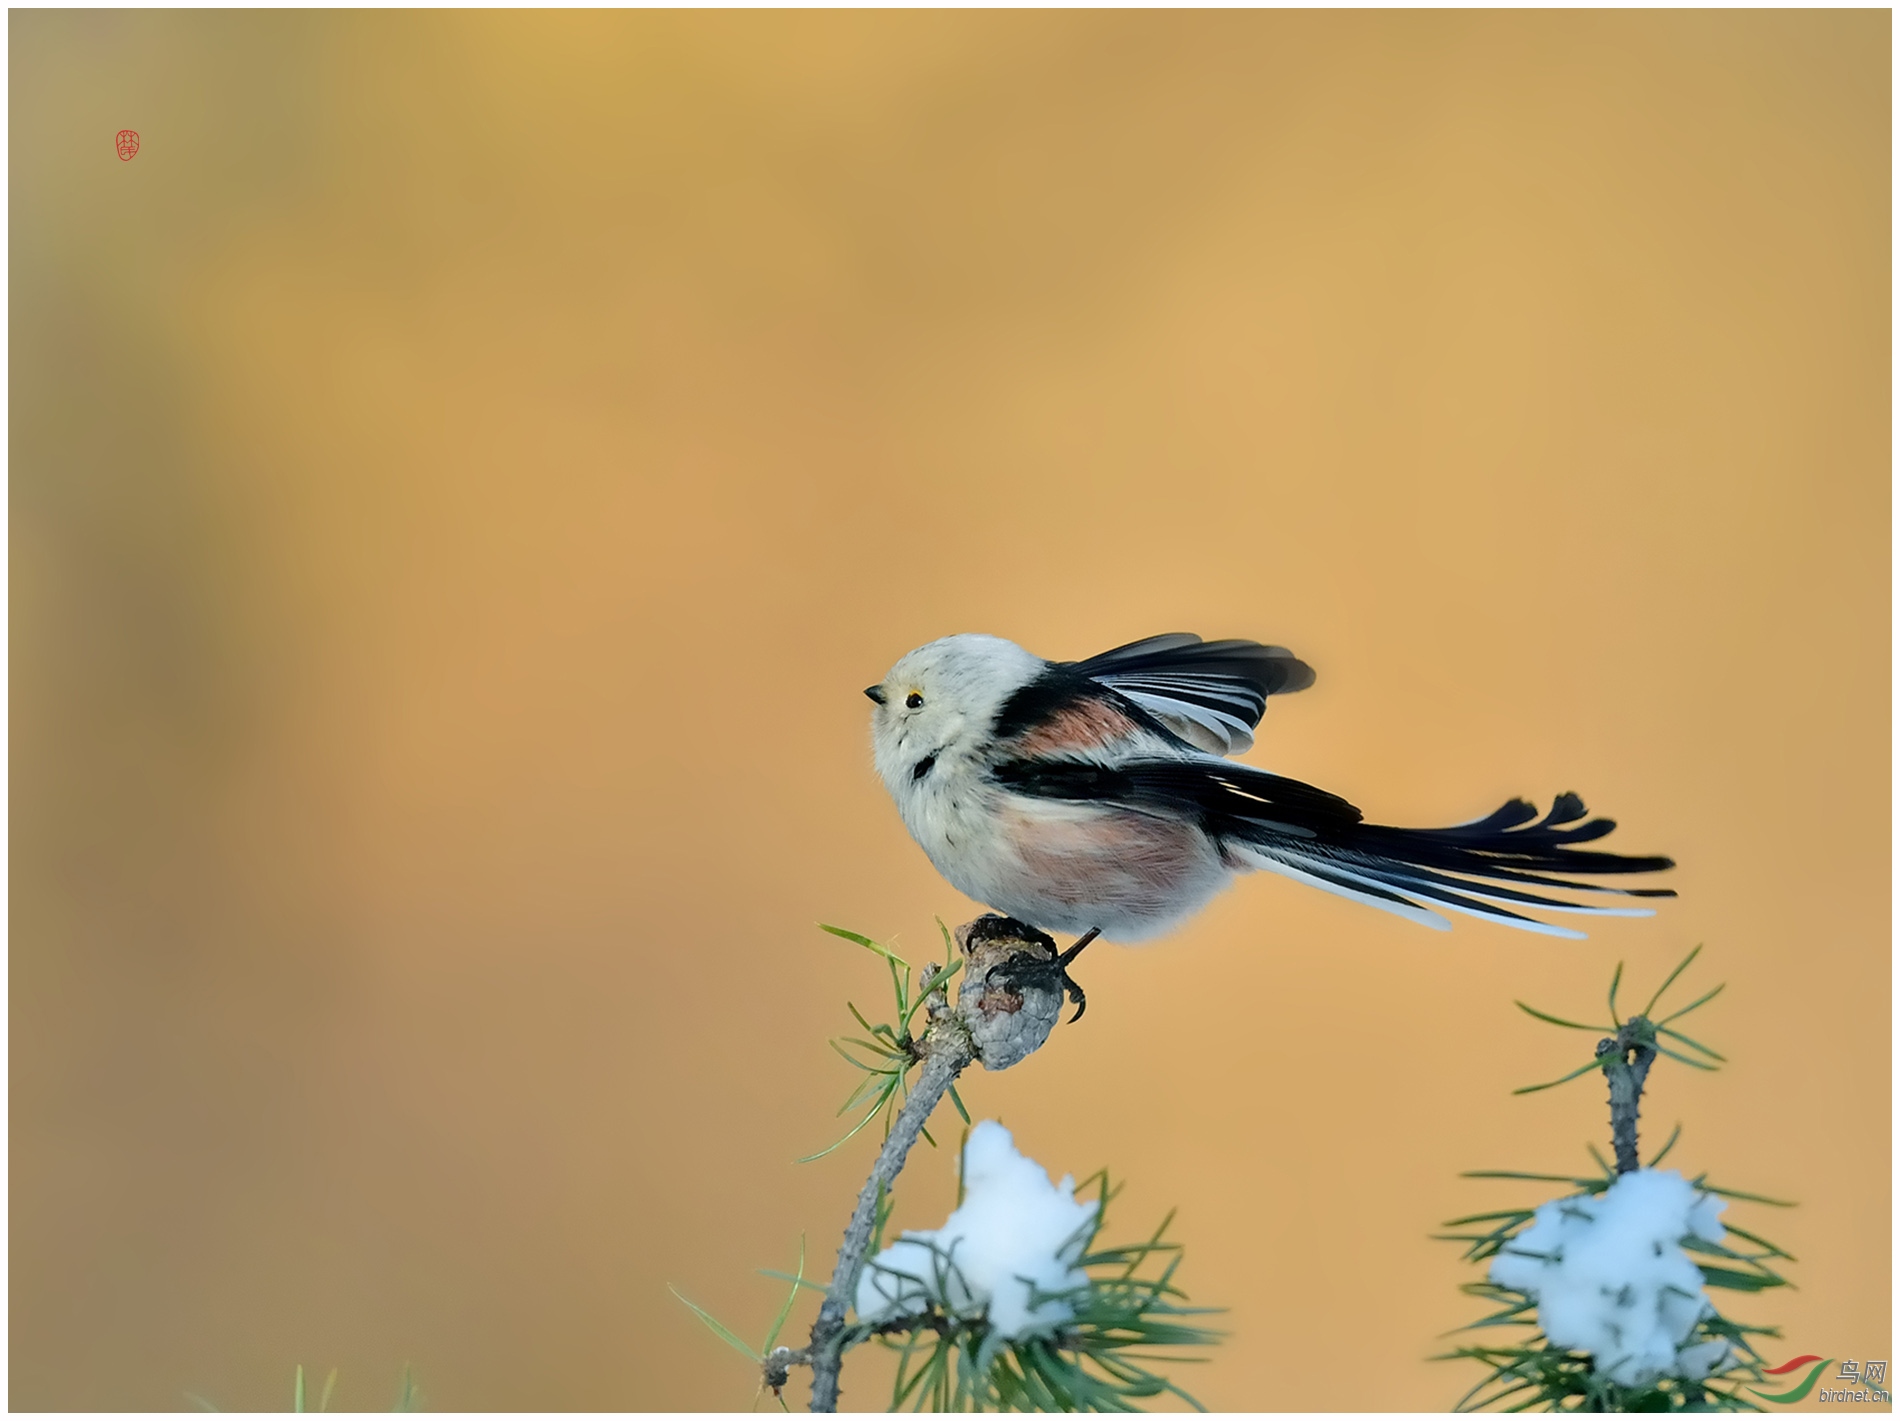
[1068,634,1316,756]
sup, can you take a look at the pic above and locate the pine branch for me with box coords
[800,916,1067,1412]
[806,1030,974,1409]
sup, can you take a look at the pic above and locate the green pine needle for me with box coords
[392,1365,422,1413]
[1700,1184,1796,1208]
[1513,1001,1610,1033]
[761,1236,806,1354]
[818,923,909,968]
[186,1367,417,1413]
[759,1268,828,1293]
[1655,1045,1720,1071]
[670,1284,761,1362]
[805,923,974,1165]
[1642,944,1705,1017]
[1657,1024,1727,1062]
[1647,1123,1683,1168]
[1513,1057,1609,1095]
[1660,982,1726,1024]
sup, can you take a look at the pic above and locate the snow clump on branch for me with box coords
[1490,1168,1732,1388]
[855,1120,1098,1341]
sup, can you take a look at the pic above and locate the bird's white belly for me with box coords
[902,780,1231,942]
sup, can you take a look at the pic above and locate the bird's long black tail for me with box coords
[1229,792,1675,939]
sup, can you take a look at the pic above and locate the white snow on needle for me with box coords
[855,1120,1099,1341]
[1489,1168,1732,1389]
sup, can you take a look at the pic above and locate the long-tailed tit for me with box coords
[865,633,1673,1010]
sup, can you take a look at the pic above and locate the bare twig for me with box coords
[1596,1017,1658,1175]
[762,1346,810,1396]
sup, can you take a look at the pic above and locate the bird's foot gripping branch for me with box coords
[672,916,1219,1412]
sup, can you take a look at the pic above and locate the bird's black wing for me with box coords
[1067,634,1315,755]
[991,753,1364,840]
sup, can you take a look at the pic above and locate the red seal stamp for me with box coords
[115,129,140,161]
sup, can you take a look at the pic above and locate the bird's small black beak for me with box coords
[864,685,887,705]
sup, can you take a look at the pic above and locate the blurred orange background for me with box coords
[10,10,1889,1412]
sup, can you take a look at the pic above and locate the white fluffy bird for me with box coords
[865,633,1672,987]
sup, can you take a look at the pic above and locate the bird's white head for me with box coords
[864,634,1044,800]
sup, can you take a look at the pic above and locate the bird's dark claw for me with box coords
[978,926,1097,1024]
[1059,969,1087,1024]
[1055,927,1098,1023]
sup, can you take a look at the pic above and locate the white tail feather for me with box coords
[1232,844,1594,940]
[1230,845,1453,932]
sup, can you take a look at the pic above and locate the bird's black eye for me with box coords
[905,692,924,709]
